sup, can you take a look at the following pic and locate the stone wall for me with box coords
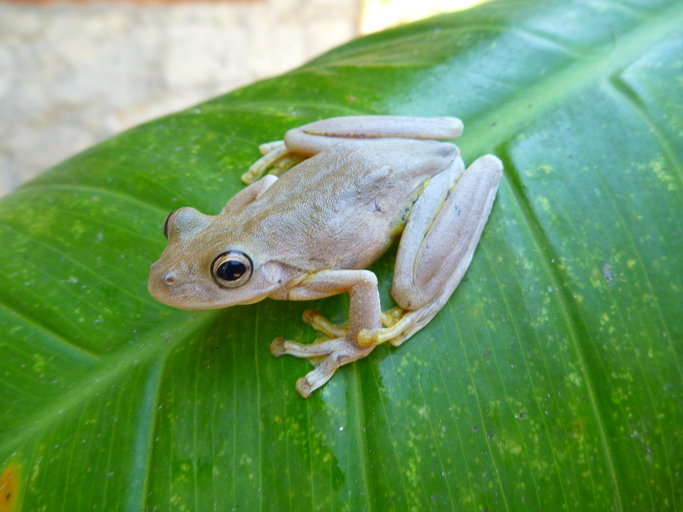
[0,0,358,195]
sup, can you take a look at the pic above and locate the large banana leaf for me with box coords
[1,0,681,510]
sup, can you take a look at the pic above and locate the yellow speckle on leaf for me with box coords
[32,354,46,376]
[70,221,86,238]
[536,196,551,213]
[567,372,582,387]
[649,158,675,191]
[0,463,20,512]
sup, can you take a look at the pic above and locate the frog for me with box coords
[148,116,503,397]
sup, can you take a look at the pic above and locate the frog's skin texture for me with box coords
[149,116,503,397]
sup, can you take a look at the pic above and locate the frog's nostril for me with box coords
[164,272,176,285]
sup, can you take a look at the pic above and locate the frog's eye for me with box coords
[163,210,176,239]
[211,251,253,288]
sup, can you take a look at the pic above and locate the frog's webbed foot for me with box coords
[241,141,305,184]
[270,336,373,398]
[359,307,433,348]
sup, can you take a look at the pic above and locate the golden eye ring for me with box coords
[211,251,253,288]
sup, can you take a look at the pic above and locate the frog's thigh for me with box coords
[392,154,503,310]
[284,116,464,156]
[289,269,381,339]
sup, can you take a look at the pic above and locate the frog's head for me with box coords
[148,207,292,310]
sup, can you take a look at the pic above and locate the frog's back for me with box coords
[239,139,457,271]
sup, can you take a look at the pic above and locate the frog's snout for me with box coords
[148,260,210,310]
[148,261,178,301]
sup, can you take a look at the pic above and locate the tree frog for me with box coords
[148,116,502,397]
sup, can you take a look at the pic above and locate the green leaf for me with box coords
[1,0,681,510]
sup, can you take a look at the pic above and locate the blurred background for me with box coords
[0,0,482,196]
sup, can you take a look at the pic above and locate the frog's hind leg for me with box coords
[284,115,464,156]
[359,154,503,348]
[242,116,464,183]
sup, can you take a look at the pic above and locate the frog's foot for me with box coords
[358,307,432,348]
[241,141,304,184]
[270,336,374,398]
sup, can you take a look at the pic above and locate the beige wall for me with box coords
[0,0,359,195]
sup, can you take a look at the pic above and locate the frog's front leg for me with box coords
[269,269,382,398]
[242,116,463,183]
[221,174,277,214]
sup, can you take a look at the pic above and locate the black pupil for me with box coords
[216,260,246,281]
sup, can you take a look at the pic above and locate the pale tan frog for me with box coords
[148,116,502,397]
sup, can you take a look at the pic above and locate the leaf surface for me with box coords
[0,1,681,510]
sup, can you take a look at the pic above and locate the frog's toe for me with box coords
[296,369,331,398]
[270,335,345,359]
[380,306,407,327]
[357,326,412,348]
[358,308,420,347]
[270,337,288,357]
[293,342,374,398]
[241,141,288,184]
[295,376,315,398]
[302,309,348,338]
[271,336,325,359]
